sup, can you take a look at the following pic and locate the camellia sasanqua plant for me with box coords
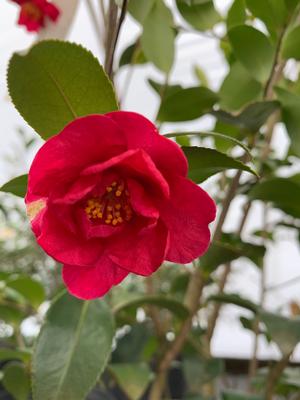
[2,0,300,399]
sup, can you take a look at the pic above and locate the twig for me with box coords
[206,263,231,342]
[266,274,300,292]
[265,351,293,400]
[104,1,119,76]
[213,168,244,242]
[148,268,204,400]
[104,0,128,79]
[248,205,269,387]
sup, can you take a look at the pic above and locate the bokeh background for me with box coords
[1,0,300,368]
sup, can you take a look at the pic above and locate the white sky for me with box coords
[1,0,300,361]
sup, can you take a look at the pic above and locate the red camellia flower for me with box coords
[12,0,60,32]
[26,112,216,299]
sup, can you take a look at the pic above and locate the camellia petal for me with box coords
[159,175,216,264]
[106,111,188,177]
[81,148,170,199]
[62,258,129,300]
[37,206,102,266]
[126,179,159,220]
[109,220,169,276]
[26,115,125,200]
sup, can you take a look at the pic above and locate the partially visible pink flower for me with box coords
[26,112,216,300]
[12,0,60,32]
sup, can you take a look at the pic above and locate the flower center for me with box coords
[22,2,43,21]
[84,180,133,226]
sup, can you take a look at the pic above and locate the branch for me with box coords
[104,1,118,77]
[248,205,269,387]
[148,268,204,400]
[265,351,293,400]
[104,0,128,79]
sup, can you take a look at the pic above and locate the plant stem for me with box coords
[104,0,128,79]
[148,268,204,400]
[213,168,244,242]
[248,205,269,387]
[265,351,293,400]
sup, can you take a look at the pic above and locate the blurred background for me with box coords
[1,0,300,398]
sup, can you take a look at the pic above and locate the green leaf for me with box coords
[0,304,24,324]
[282,26,300,60]
[222,391,263,400]
[2,363,31,400]
[227,0,246,30]
[119,41,147,67]
[128,0,154,24]
[165,131,252,155]
[284,0,300,13]
[249,176,300,219]
[201,234,266,272]
[212,101,280,133]
[245,0,288,34]
[32,292,114,400]
[7,276,45,309]
[8,40,118,140]
[0,174,28,198]
[158,87,218,122]
[183,357,223,393]
[109,363,153,400]
[228,25,275,83]
[219,62,262,111]
[260,311,300,355]
[112,323,153,363]
[141,0,175,73]
[213,121,242,152]
[193,65,209,87]
[148,79,183,99]
[275,86,300,155]
[240,316,272,342]
[208,293,259,313]
[182,147,257,183]
[0,349,31,363]
[113,295,190,320]
[176,0,221,31]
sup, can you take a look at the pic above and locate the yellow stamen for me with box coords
[85,180,132,225]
